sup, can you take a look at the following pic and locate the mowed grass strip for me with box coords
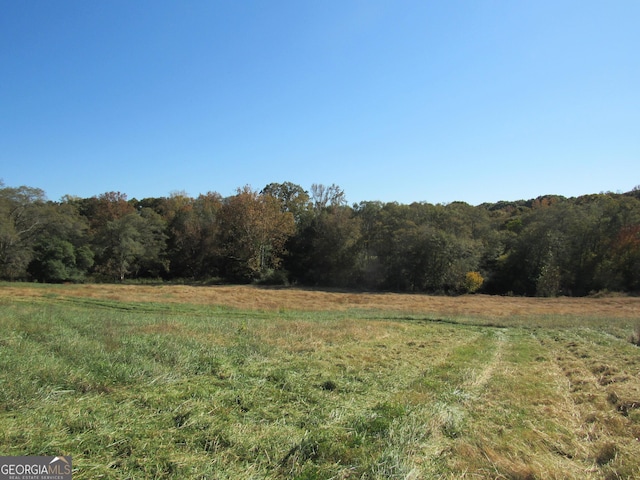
[1,284,639,478]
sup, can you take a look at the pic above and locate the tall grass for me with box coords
[1,284,639,478]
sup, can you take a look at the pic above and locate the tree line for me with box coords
[1,180,639,296]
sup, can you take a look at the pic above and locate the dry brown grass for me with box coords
[2,283,639,319]
[255,318,395,353]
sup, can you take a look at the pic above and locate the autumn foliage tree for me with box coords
[218,186,296,282]
[609,224,640,291]
[1,180,640,295]
[151,192,223,279]
[79,192,168,281]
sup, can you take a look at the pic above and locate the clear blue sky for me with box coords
[2,1,638,205]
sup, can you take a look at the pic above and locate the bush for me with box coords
[255,269,290,286]
[463,271,484,293]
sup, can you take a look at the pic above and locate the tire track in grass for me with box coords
[464,329,507,394]
[235,321,484,479]
[465,328,640,479]
[449,329,611,479]
[301,323,500,478]
[399,327,503,477]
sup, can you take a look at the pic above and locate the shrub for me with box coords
[463,271,484,293]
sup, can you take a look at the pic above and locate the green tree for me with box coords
[398,225,478,292]
[353,201,386,288]
[28,238,94,283]
[93,209,167,281]
[302,206,362,287]
[287,185,359,287]
[27,199,94,282]
[261,182,312,226]
[494,202,570,296]
[0,184,47,279]
[354,201,484,292]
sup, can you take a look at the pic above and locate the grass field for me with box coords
[1,283,639,479]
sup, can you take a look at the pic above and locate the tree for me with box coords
[81,192,168,281]
[159,192,223,279]
[27,199,94,283]
[261,182,312,225]
[79,191,135,232]
[464,271,484,293]
[353,201,386,288]
[28,238,94,283]
[310,183,347,212]
[492,203,571,296]
[0,184,47,279]
[292,205,362,287]
[93,209,167,281]
[396,225,477,293]
[610,224,640,291]
[218,186,295,282]
[3,180,640,294]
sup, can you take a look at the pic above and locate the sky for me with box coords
[1,0,639,206]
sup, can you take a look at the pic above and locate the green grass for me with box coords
[1,291,640,478]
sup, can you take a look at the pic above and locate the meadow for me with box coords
[1,283,639,479]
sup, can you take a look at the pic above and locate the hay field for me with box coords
[4,282,639,318]
[1,283,639,479]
